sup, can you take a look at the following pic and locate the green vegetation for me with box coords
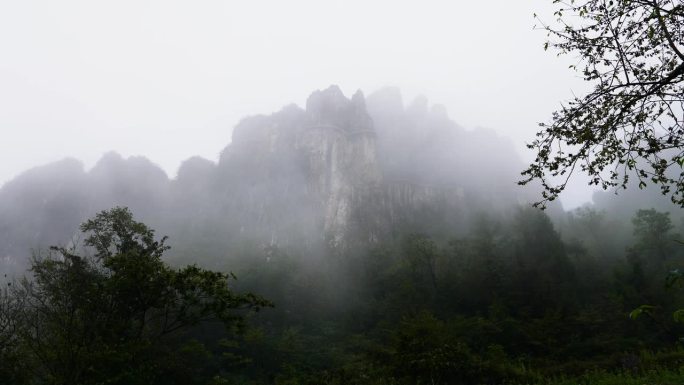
[2,207,684,384]
[0,208,269,385]
[521,0,684,207]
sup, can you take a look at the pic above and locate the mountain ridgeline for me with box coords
[4,86,684,385]
[2,86,535,268]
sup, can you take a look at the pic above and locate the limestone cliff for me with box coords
[0,85,533,265]
[214,85,467,250]
[216,86,383,249]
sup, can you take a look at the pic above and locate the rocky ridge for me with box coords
[0,85,530,266]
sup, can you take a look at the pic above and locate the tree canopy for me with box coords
[0,207,270,385]
[521,0,684,207]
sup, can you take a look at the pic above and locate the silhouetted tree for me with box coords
[7,207,270,385]
[521,0,684,207]
[630,208,676,261]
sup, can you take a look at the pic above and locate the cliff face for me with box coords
[0,85,533,266]
[214,85,466,250]
[216,86,384,249]
[302,87,381,247]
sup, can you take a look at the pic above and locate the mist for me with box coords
[0,0,599,208]
[2,2,684,384]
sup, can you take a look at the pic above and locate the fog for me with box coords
[3,3,684,383]
[0,0,596,208]
[2,82,678,273]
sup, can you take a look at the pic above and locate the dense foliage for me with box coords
[152,207,684,383]
[0,208,270,385]
[2,205,684,384]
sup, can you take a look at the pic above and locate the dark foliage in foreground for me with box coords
[0,208,269,385]
[2,206,684,384]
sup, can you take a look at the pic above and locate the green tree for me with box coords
[8,207,270,385]
[0,279,28,384]
[630,208,676,261]
[521,0,684,207]
[403,234,440,292]
[628,209,684,340]
[507,208,577,316]
[447,215,506,314]
[667,269,684,323]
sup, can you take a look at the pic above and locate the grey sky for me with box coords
[0,0,595,208]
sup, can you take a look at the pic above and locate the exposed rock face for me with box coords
[303,87,381,247]
[0,155,170,270]
[0,158,89,269]
[0,85,534,265]
[213,85,471,250]
[216,86,386,249]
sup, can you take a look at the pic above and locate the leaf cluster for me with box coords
[522,0,684,207]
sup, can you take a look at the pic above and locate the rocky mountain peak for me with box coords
[305,85,372,132]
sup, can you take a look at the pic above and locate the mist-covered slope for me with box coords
[0,86,539,267]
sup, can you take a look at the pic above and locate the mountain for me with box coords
[0,86,535,269]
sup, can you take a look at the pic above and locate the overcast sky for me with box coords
[0,0,596,208]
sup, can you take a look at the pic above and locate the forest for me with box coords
[2,0,684,383]
[1,87,683,385]
[0,78,683,385]
[1,201,684,385]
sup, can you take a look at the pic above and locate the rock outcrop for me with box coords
[0,85,535,265]
[215,86,384,249]
[212,85,469,250]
